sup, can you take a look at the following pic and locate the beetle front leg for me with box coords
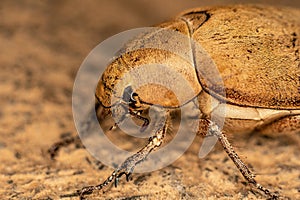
[204,119,279,199]
[128,109,150,132]
[65,117,168,199]
[110,102,150,132]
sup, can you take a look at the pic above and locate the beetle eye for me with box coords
[130,92,138,102]
[122,85,135,103]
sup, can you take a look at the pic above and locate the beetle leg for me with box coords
[128,109,150,132]
[109,108,149,132]
[48,134,82,160]
[254,114,300,136]
[109,101,149,132]
[73,115,168,199]
[205,119,279,199]
[48,103,110,159]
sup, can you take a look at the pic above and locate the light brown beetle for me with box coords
[57,5,300,199]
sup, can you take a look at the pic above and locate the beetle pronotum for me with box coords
[51,5,300,199]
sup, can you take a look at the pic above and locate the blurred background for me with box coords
[0,0,299,199]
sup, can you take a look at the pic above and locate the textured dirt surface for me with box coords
[1,1,300,200]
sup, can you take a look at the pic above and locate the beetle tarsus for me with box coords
[255,183,279,200]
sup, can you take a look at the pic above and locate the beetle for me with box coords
[53,5,300,199]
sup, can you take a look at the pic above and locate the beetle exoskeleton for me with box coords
[96,5,300,135]
[60,5,300,199]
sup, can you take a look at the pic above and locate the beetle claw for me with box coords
[113,171,130,187]
[126,172,132,182]
[114,177,119,188]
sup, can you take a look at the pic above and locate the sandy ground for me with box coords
[1,1,300,200]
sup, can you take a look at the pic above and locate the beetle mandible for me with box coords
[54,5,300,199]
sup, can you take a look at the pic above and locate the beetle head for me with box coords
[95,49,202,111]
